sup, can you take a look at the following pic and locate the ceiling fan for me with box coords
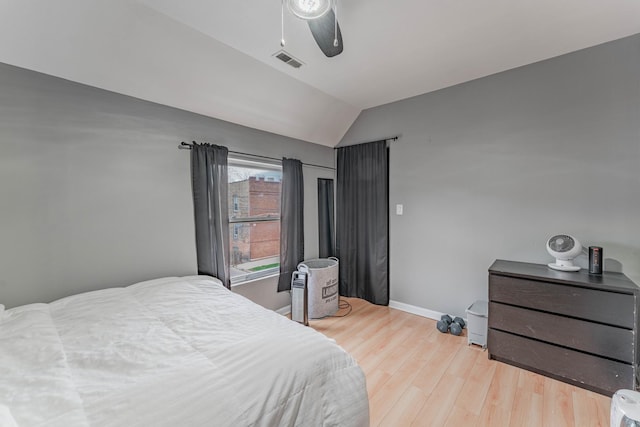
[281,0,344,57]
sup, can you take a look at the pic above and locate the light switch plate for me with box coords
[396,204,403,215]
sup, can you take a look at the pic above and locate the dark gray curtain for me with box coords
[278,158,304,292]
[318,178,335,258]
[336,140,389,305]
[190,143,230,288]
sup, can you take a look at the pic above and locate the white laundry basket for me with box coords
[297,257,339,319]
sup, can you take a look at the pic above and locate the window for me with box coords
[228,159,282,284]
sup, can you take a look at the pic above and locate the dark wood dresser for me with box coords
[488,259,639,396]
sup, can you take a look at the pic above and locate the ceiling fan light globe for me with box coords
[287,0,331,20]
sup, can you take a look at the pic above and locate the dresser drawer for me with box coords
[489,302,634,363]
[488,329,634,396]
[489,274,635,328]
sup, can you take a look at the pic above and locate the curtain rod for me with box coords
[179,142,335,171]
[333,135,400,149]
[335,135,399,149]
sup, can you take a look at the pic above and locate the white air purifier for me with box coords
[291,271,308,326]
[546,234,582,272]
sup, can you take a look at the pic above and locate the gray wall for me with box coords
[340,34,640,317]
[0,62,334,309]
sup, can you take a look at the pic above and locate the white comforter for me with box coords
[0,276,369,427]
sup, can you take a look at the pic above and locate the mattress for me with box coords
[0,276,369,427]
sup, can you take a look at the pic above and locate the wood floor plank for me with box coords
[478,362,520,426]
[483,360,520,408]
[313,303,378,341]
[509,370,544,427]
[412,373,466,427]
[378,386,428,427]
[518,369,546,396]
[410,340,459,395]
[444,406,478,427]
[477,403,512,427]
[542,377,575,427]
[365,368,392,400]
[593,393,611,424]
[509,391,544,427]
[573,391,609,427]
[445,338,479,380]
[307,297,611,427]
[455,349,497,415]
[368,338,436,423]
[357,323,416,376]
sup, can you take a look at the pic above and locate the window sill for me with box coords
[230,272,279,288]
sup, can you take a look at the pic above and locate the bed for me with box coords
[0,276,369,426]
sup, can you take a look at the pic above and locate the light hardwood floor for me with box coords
[309,297,611,427]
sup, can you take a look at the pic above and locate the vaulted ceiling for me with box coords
[1,1,639,146]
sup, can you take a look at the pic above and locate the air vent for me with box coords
[273,50,304,69]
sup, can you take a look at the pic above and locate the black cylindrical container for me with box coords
[589,246,603,274]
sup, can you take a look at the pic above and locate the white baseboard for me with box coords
[278,300,463,323]
[389,300,469,325]
[275,305,291,316]
[389,300,445,321]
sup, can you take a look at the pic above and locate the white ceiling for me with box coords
[1,0,639,146]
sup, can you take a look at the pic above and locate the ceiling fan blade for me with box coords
[307,9,343,57]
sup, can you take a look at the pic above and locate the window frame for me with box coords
[228,157,282,285]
